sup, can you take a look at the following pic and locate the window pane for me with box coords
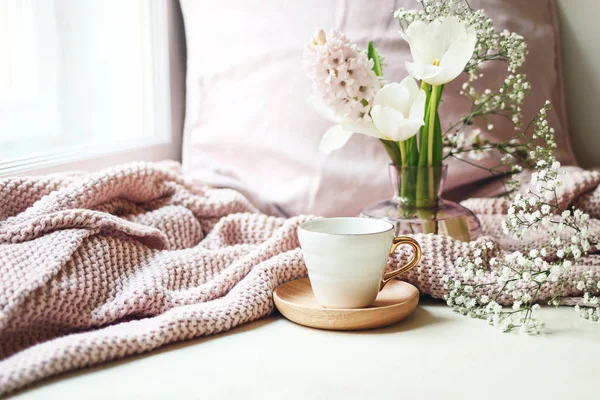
[0,0,168,162]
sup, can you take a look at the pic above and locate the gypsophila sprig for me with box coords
[573,271,600,322]
[444,128,489,161]
[444,104,599,333]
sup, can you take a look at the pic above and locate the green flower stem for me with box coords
[427,85,442,167]
[399,165,416,208]
[399,141,407,167]
[416,82,436,209]
[418,82,431,167]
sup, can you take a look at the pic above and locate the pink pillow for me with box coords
[180,0,575,217]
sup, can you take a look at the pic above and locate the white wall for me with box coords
[556,0,600,167]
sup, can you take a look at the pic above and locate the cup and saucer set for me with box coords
[274,217,422,331]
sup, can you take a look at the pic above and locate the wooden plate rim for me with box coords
[273,278,419,312]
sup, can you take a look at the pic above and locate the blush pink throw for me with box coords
[1,162,599,396]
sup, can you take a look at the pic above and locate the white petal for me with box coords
[427,18,444,37]
[423,19,445,60]
[408,90,427,122]
[306,95,341,123]
[437,16,464,53]
[393,119,424,141]
[341,119,382,139]
[370,106,397,139]
[401,21,435,65]
[373,83,409,115]
[405,61,442,84]
[421,69,450,86]
[439,32,477,84]
[318,125,353,154]
[371,106,421,141]
[399,76,421,102]
[404,20,429,38]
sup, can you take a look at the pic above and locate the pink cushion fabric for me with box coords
[180,0,575,217]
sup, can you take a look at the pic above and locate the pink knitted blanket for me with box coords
[1,162,599,395]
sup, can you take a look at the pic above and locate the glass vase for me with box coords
[360,165,481,242]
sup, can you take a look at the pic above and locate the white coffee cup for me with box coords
[298,217,422,309]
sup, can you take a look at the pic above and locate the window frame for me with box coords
[0,0,185,177]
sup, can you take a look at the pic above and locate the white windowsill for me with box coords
[0,139,180,177]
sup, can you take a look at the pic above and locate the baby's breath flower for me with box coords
[447,104,598,332]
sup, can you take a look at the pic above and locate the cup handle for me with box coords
[380,237,422,290]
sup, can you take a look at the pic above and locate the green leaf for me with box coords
[432,111,443,166]
[380,139,402,165]
[435,84,445,108]
[405,135,418,167]
[417,125,428,167]
[415,165,431,208]
[367,42,383,77]
[418,86,432,167]
[432,84,444,166]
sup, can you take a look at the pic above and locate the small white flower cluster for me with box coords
[443,104,599,332]
[443,274,545,334]
[394,1,471,29]
[461,73,530,131]
[499,30,528,73]
[530,102,558,155]
[455,241,496,280]
[573,271,600,322]
[453,242,547,334]
[444,126,525,194]
[444,128,490,161]
[442,277,486,318]
[303,29,380,122]
[495,102,558,197]
[501,104,591,243]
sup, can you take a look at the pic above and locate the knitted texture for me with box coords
[1,162,599,396]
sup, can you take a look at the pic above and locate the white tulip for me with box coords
[308,76,426,153]
[307,96,382,154]
[401,16,477,86]
[370,76,426,141]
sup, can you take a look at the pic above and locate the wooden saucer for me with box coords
[273,278,419,331]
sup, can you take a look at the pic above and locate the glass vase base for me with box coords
[360,199,481,242]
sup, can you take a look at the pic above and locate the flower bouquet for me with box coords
[303,0,531,242]
[305,0,600,333]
